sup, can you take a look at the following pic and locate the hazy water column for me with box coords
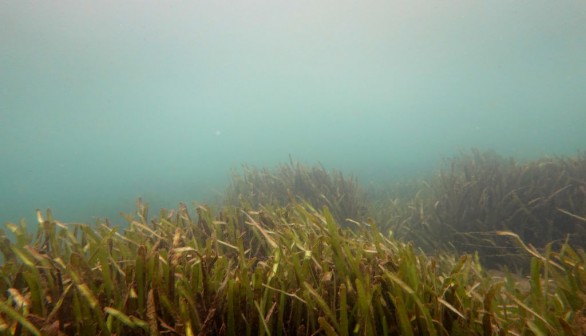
[1,1,585,226]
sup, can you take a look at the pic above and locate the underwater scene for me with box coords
[1,1,585,335]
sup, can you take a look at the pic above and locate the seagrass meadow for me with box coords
[4,1,586,334]
[1,151,585,335]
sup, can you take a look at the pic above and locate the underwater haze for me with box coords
[1,0,586,226]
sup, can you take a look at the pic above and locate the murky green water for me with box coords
[2,1,585,226]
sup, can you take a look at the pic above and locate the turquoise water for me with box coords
[1,1,585,226]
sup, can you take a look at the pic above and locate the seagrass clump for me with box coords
[439,150,585,266]
[1,201,585,335]
[224,160,368,226]
[377,150,586,268]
